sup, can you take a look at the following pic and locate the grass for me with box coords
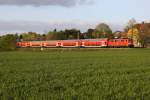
[0,49,150,100]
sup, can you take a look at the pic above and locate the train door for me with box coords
[100,40,108,47]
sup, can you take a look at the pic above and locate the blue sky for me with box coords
[0,0,149,33]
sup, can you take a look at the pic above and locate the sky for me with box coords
[0,0,150,34]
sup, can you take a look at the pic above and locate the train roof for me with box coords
[19,38,108,42]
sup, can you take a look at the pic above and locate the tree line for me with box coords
[18,23,112,41]
[0,20,150,50]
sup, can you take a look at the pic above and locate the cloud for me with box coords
[0,0,94,7]
[0,20,124,35]
[0,20,94,34]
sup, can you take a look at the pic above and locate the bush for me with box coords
[0,34,17,51]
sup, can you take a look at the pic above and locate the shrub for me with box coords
[0,34,17,51]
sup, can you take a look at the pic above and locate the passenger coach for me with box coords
[16,38,134,48]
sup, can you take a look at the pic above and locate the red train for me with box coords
[16,38,134,48]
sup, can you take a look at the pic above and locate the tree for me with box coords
[41,34,47,41]
[127,28,140,47]
[86,29,95,39]
[22,32,38,41]
[53,29,57,32]
[19,34,23,41]
[127,22,150,47]
[0,34,17,50]
[138,23,150,47]
[64,29,81,39]
[95,23,112,38]
[46,31,57,40]
[46,30,67,40]
[124,18,137,32]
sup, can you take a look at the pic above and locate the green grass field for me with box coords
[0,49,150,100]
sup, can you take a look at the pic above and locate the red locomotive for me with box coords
[16,38,134,48]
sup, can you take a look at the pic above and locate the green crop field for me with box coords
[0,49,150,100]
